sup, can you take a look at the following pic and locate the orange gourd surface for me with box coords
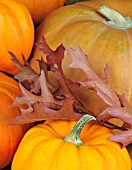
[127,144,132,166]
[30,0,132,117]
[12,119,131,170]
[0,0,34,75]
[17,0,68,25]
[0,72,32,169]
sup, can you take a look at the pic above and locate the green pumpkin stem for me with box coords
[98,6,132,29]
[64,114,96,146]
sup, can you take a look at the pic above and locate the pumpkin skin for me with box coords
[127,144,132,168]
[0,0,34,75]
[17,0,69,25]
[0,72,33,169]
[30,0,132,118]
[12,119,131,170]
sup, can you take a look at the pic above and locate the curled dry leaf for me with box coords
[11,37,132,147]
[11,69,83,124]
[9,51,40,93]
[109,129,132,147]
[36,37,91,113]
[65,45,120,106]
[11,70,63,111]
[12,98,82,124]
[65,45,132,147]
[9,51,56,94]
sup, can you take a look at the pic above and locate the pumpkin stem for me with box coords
[64,114,96,146]
[98,6,132,29]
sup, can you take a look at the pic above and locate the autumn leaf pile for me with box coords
[10,37,132,147]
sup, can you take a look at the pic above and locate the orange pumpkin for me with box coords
[30,0,132,118]
[0,0,34,75]
[12,115,131,170]
[17,0,69,25]
[127,144,132,168]
[0,72,33,169]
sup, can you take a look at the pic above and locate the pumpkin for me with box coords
[127,144,132,168]
[17,0,69,25]
[0,72,33,169]
[30,0,132,119]
[0,0,34,75]
[11,114,131,170]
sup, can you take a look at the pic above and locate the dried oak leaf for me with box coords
[97,94,132,147]
[9,51,40,93]
[11,37,132,146]
[36,37,91,113]
[10,38,85,125]
[11,70,62,109]
[65,45,132,147]
[9,51,56,94]
[109,129,132,147]
[65,46,120,106]
[11,69,82,124]
[12,98,82,124]
[36,37,78,98]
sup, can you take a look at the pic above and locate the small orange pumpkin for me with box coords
[0,0,34,75]
[0,72,33,169]
[17,0,69,25]
[127,144,132,168]
[12,115,131,170]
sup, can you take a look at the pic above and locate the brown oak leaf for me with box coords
[11,70,63,114]
[10,37,132,147]
[9,51,40,93]
[65,45,132,147]
[12,98,82,124]
[36,37,91,113]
